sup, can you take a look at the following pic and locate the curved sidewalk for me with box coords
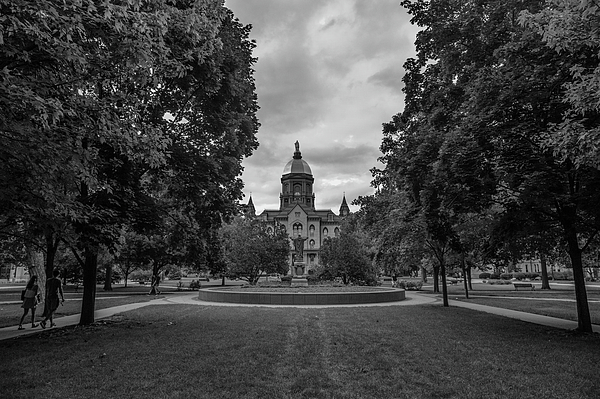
[1,291,597,341]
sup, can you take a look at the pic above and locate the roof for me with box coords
[283,158,312,175]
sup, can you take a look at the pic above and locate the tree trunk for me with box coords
[440,261,449,307]
[41,229,60,318]
[467,266,472,290]
[562,217,592,332]
[432,266,440,293]
[222,275,225,286]
[103,265,113,291]
[461,253,469,299]
[540,252,551,290]
[79,247,98,325]
[420,266,427,283]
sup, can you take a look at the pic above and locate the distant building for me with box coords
[246,141,349,274]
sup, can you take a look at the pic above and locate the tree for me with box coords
[220,217,290,285]
[319,219,377,286]
[1,1,259,324]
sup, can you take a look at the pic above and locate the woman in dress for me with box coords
[18,275,40,330]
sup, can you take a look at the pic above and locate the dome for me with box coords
[282,141,312,175]
[283,158,312,175]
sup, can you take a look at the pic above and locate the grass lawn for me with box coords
[1,303,600,398]
[450,292,600,325]
[419,281,600,325]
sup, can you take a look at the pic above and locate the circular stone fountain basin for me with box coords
[198,286,405,305]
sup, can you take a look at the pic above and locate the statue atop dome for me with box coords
[293,140,302,159]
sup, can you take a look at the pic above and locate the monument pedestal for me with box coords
[291,262,308,287]
[291,277,308,287]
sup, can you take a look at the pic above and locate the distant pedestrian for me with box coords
[18,275,40,330]
[41,269,64,329]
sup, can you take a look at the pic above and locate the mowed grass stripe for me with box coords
[0,304,599,399]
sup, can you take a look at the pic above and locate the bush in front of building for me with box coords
[392,280,423,290]
[552,270,574,280]
[487,279,512,285]
[479,272,491,279]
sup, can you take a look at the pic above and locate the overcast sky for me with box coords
[225,0,420,214]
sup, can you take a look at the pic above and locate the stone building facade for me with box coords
[246,142,349,275]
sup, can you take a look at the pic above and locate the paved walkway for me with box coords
[1,291,598,341]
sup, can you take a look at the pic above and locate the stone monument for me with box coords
[291,234,308,286]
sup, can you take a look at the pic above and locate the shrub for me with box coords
[393,280,423,290]
[512,272,525,280]
[488,279,511,285]
[479,272,491,279]
[553,271,574,280]
[489,273,500,279]
[307,275,320,285]
[281,275,292,282]
[500,273,512,280]
[189,280,202,290]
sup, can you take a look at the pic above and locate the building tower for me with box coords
[339,194,350,217]
[280,141,315,209]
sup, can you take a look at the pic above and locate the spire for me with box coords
[293,140,302,159]
[339,193,350,217]
[245,195,256,216]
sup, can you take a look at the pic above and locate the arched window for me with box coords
[309,239,315,249]
[294,184,301,196]
[334,227,340,237]
[309,254,315,265]
[309,225,315,237]
[293,223,303,237]
[267,227,273,235]
[323,228,328,237]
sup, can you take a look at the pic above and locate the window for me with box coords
[309,239,315,249]
[309,254,315,265]
[334,227,340,237]
[294,184,301,196]
[309,225,315,237]
[328,214,333,221]
[293,223,303,237]
[323,228,328,237]
[295,212,300,218]
[267,227,273,235]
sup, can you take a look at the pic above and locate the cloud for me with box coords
[226,0,419,214]
[367,66,405,95]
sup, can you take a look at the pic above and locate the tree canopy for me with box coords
[1,0,259,324]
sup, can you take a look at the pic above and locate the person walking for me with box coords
[18,275,40,330]
[40,269,64,329]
